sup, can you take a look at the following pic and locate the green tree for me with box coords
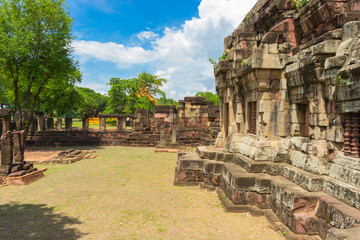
[195,91,220,105]
[77,87,108,113]
[0,0,81,135]
[0,73,10,108]
[156,97,178,108]
[106,72,166,114]
[74,88,98,118]
[37,82,80,117]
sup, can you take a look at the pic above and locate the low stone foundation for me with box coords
[5,168,46,186]
[174,147,360,240]
[26,128,218,148]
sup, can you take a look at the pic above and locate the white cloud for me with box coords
[73,0,258,99]
[78,82,108,95]
[72,40,157,66]
[137,31,159,41]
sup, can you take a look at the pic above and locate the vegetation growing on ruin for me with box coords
[335,75,349,85]
[290,0,309,11]
[209,52,228,67]
[209,57,218,67]
[241,59,247,67]
[219,52,227,61]
[245,12,250,22]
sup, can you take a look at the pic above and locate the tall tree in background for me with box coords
[195,91,220,105]
[0,0,81,136]
[0,73,10,108]
[156,97,178,108]
[72,87,108,118]
[37,82,80,117]
[77,87,108,113]
[107,72,166,114]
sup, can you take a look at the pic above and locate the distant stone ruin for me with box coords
[175,0,360,239]
[0,97,219,148]
[0,128,45,185]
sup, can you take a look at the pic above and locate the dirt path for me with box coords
[0,147,284,240]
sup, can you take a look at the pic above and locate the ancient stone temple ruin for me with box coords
[0,110,45,185]
[175,0,360,239]
[13,97,220,148]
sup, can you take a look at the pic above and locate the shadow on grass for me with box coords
[0,203,86,240]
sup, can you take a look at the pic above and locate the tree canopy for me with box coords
[72,87,108,117]
[106,72,166,114]
[195,91,220,105]
[0,0,81,132]
[156,97,178,108]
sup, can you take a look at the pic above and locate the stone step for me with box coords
[329,155,360,189]
[196,146,360,210]
[220,162,360,238]
[323,176,360,210]
[233,153,269,173]
[268,163,325,192]
[222,162,323,210]
[196,146,218,160]
[326,226,360,240]
[176,149,360,239]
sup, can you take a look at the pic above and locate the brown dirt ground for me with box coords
[0,146,285,240]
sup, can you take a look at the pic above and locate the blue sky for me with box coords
[69,0,257,99]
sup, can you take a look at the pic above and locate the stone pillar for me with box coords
[171,126,177,144]
[117,117,123,131]
[13,131,25,162]
[123,118,127,130]
[29,116,37,133]
[65,118,72,131]
[2,117,10,132]
[82,117,89,131]
[132,118,136,131]
[56,118,62,131]
[47,118,54,131]
[99,117,106,131]
[170,110,174,123]
[37,114,44,132]
[159,125,165,145]
[1,131,13,165]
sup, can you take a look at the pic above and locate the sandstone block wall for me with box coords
[215,0,360,172]
[0,97,219,148]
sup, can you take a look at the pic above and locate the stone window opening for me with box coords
[248,101,257,135]
[344,113,360,158]
[295,103,309,137]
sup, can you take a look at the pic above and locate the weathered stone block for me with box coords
[343,21,360,41]
[12,131,25,162]
[312,40,342,55]
[318,114,329,127]
[1,132,13,165]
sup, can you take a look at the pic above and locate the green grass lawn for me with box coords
[62,119,118,130]
[0,147,284,240]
